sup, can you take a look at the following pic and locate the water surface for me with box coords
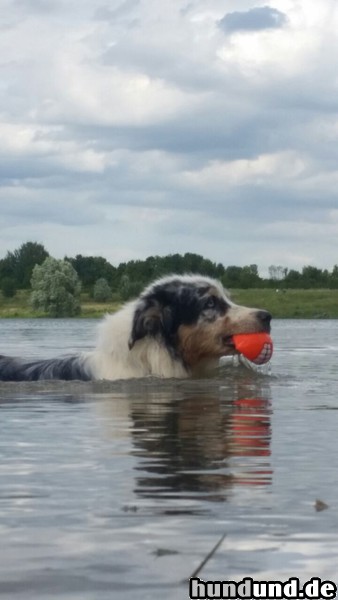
[0,319,338,599]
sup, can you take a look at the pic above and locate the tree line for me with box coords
[1,242,338,305]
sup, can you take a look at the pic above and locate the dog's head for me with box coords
[129,274,271,369]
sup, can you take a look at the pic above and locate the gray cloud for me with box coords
[218,6,288,34]
[11,0,62,14]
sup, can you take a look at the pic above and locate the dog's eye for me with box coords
[204,297,216,309]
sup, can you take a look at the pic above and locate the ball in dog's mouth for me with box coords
[232,333,273,365]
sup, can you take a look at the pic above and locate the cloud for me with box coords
[0,0,338,273]
[94,0,140,23]
[11,0,61,14]
[218,6,288,34]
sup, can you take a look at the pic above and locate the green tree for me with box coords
[239,265,261,288]
[1,277,17,298]
[301,265,328,288]
[118,274,143,301]
[30,257,81,317]
[0,242,49,288]
[269,265,288,282]
[93,278,112,302]
[66,255,117,289]
[221,266,243,288]
[110,253,230,291]
[330,265,338,289]
[284,269,302,288]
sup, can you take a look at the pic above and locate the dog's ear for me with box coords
[128,299,173,349]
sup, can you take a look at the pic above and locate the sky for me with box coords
[1,0,338,275]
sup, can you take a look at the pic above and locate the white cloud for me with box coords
[181,151,308,190]
[49,56,200,127]
[0,122,114,173]
[217,28,319,79]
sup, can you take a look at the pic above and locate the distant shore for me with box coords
[232,288,338,319]
[1,288,338,319]
[0,291,121,319]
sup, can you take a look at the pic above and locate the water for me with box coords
[0,319,338,599]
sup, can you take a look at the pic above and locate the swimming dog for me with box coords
[0,274,271,381]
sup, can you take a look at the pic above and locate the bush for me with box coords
[30,257,81,317]
[93,278,112,302]
[119,275,143,301]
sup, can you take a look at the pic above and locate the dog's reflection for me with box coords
[132,394,272,501]
[99,381,272,503]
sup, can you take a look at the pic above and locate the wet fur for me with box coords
[0,274,271,382]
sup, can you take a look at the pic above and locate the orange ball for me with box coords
[232,333,273,365]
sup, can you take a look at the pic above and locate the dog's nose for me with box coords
[256,310,272,330]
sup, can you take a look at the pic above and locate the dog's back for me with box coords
[0,354,91,381]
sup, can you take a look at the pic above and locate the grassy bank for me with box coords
[1,288,338,318]
[0,291,122,318]
[231,288,338,318]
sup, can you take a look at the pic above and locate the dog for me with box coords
[0,274,271,381]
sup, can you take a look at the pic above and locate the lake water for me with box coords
[0,318,338,599]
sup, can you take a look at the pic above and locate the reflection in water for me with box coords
[100,376,273,503]
[0,374,272,509]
